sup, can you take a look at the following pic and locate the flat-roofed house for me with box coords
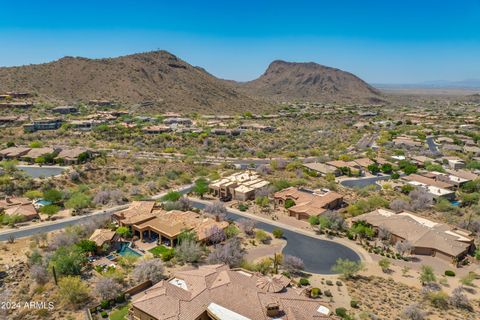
[274,187,343,220]
[70,119,104,131]
[352,209,474,263]
[52,106,78,114]
[130,264,335,320]
[23,118,62,132]
[209,171,270,201]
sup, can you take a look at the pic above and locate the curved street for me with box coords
[189,198,363,274]
[0,185,364,275]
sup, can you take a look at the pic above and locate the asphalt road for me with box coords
[190,199,361,274]
[340,175,391,189]
[0,185,193,242]
[0,184,360,274]
[426,136,441,155]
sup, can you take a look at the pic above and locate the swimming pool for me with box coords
[117,242,142,257]
[34,199,52,206]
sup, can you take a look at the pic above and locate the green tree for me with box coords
[350,221,374,244]
[161,191,182,202]
[308,215,319,226]
[116,226,131,239]
[65,192,91,210]
[193,178,209,198]
[331,258,364,279]
[380,163,393,174]
[49,245,86,276]
[39,204,60,216]
[367,164,380,175]
[76,239,97,254]
[255,196,270,208]
[419,265,436,285]
[43,188,63,203]
[24,190,43,200]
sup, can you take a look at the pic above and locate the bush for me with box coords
[324,289,332,297]
[284,198,296,209]
[444,270,455,277]
[335,307,347,317]
[272,228,284,238]
[100,300,110,309]
[299,278,310,286]
[336,280,343,286]
[310,287,321,298]
[350,300,359,308]
[255,230,271,244]
[115,294,125,303]
[428,291,449,309]
[326,280,333,286]
[238,203,249,211]
[100,311,108,318]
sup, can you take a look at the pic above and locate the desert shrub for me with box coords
[444,270,455,277]
[100,311,108,318]
[326,280,333,286]
[238,203,249,211]
[299,278,310,286]
[100,300,110,309]
[335,307,347,317]
[336,280,343,286]
[272,228,284,238]
[428,291,449,309]
[350,300,359,308]
[324,289,332,297]
[310,287,321,298]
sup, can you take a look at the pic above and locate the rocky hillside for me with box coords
[0,51,270,114]
[239,60,383,103]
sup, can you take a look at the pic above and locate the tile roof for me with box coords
[132,264,335,320]
[274,187,343,216]
[89,229,117,246]
[352,209,472,257]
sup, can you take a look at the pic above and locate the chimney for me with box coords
[265,302,280,317]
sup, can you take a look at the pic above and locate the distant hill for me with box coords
[238,60,383,103]
[0,51,270,114]
[375,79,480,90]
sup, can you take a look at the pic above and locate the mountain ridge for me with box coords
[0,51,384,111]
[237,60,383,103]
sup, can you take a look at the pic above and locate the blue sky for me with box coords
[1,0,479,83]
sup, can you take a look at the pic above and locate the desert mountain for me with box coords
[0,51,270,114]
[239,60,383,103]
